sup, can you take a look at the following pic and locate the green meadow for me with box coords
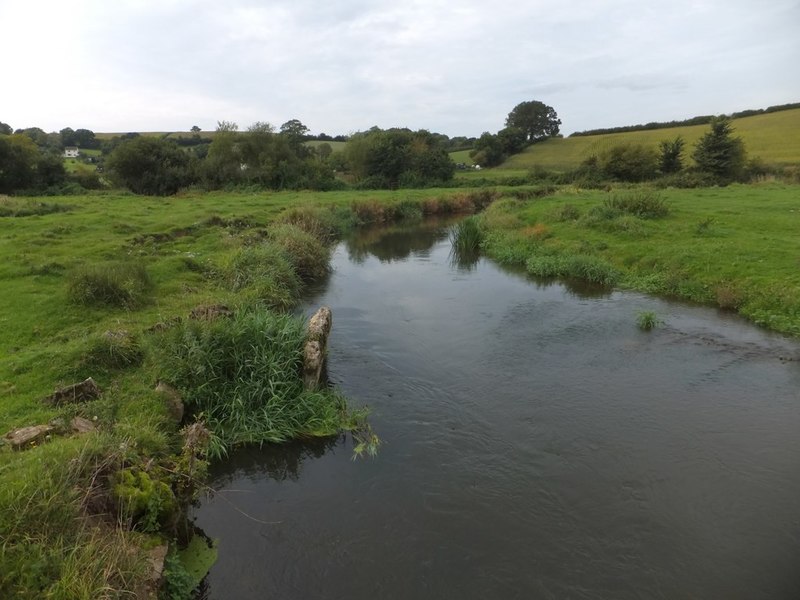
[478,182,800,336]
[500,108,800,171]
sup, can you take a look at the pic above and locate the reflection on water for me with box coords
[195,218,800,600]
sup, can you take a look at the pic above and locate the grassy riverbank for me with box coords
[2,182,798,596]
[0,187,494,598]
[478,182,800,336]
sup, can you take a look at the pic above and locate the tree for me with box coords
[107,137,196,195]
[692,117,746,182]
[469,132,505,167]
[659,136,684,174]
[190,125,201,133]
[505,100,561,142]
[0,134,39,193]
[73,129,98,149]
[343,127,455,188]
[0,121,12,135]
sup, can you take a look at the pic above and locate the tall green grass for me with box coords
[154,308,360,459]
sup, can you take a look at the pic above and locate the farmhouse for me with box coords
[63,146,80,158]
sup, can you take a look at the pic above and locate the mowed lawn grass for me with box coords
[501,108,800,171]
[480,182,800,336]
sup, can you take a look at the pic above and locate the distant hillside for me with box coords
[500,108,800,172]
[569,102,800,137]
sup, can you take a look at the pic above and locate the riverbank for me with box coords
[0,187,495,598]
[1,182,797,597]
[479,182,800,336]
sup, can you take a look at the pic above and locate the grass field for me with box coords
[2,182,799,596]
[500,109,800,171]
[478,182,800,336]
[0,186,497,597]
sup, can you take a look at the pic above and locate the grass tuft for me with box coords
[636,310,662,331]
[268,223,331,281]
[603,189,669,218]
[67,262,153,309]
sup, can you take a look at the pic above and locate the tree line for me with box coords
[569,101,800,137]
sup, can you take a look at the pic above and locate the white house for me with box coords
[63,146,80,158]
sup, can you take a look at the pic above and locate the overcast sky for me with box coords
[2,0,798,137]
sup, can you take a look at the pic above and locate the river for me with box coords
[194,217,800,599]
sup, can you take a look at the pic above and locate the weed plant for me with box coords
[67,262,153,309]
[449,216,483,253]
[636,310,662,330]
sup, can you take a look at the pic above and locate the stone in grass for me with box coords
[4,424,53,450]
[70,416,96,434]
[155,380,185,423]
[43,377,101,406]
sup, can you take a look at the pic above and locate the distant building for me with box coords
[64,146,80,158]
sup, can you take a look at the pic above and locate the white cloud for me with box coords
[1,0,798,135]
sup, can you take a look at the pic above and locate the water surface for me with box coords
[195,218,800,599]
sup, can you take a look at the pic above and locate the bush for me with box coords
[596,143,659,181]
[67,262,152,309]
[107,137,196,195]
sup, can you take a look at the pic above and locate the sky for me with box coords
[1,0,798,137]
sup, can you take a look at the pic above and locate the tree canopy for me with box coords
[505,100,561,142]
[343,128,455,188]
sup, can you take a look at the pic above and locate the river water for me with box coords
[195,218,800,599]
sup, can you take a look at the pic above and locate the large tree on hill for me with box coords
[506,100,561,143]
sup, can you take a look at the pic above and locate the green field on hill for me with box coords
[500,109,800,171]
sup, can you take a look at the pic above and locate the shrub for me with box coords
[67,262,152,309]
[597,143,659,181]
[603,190,669,218]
